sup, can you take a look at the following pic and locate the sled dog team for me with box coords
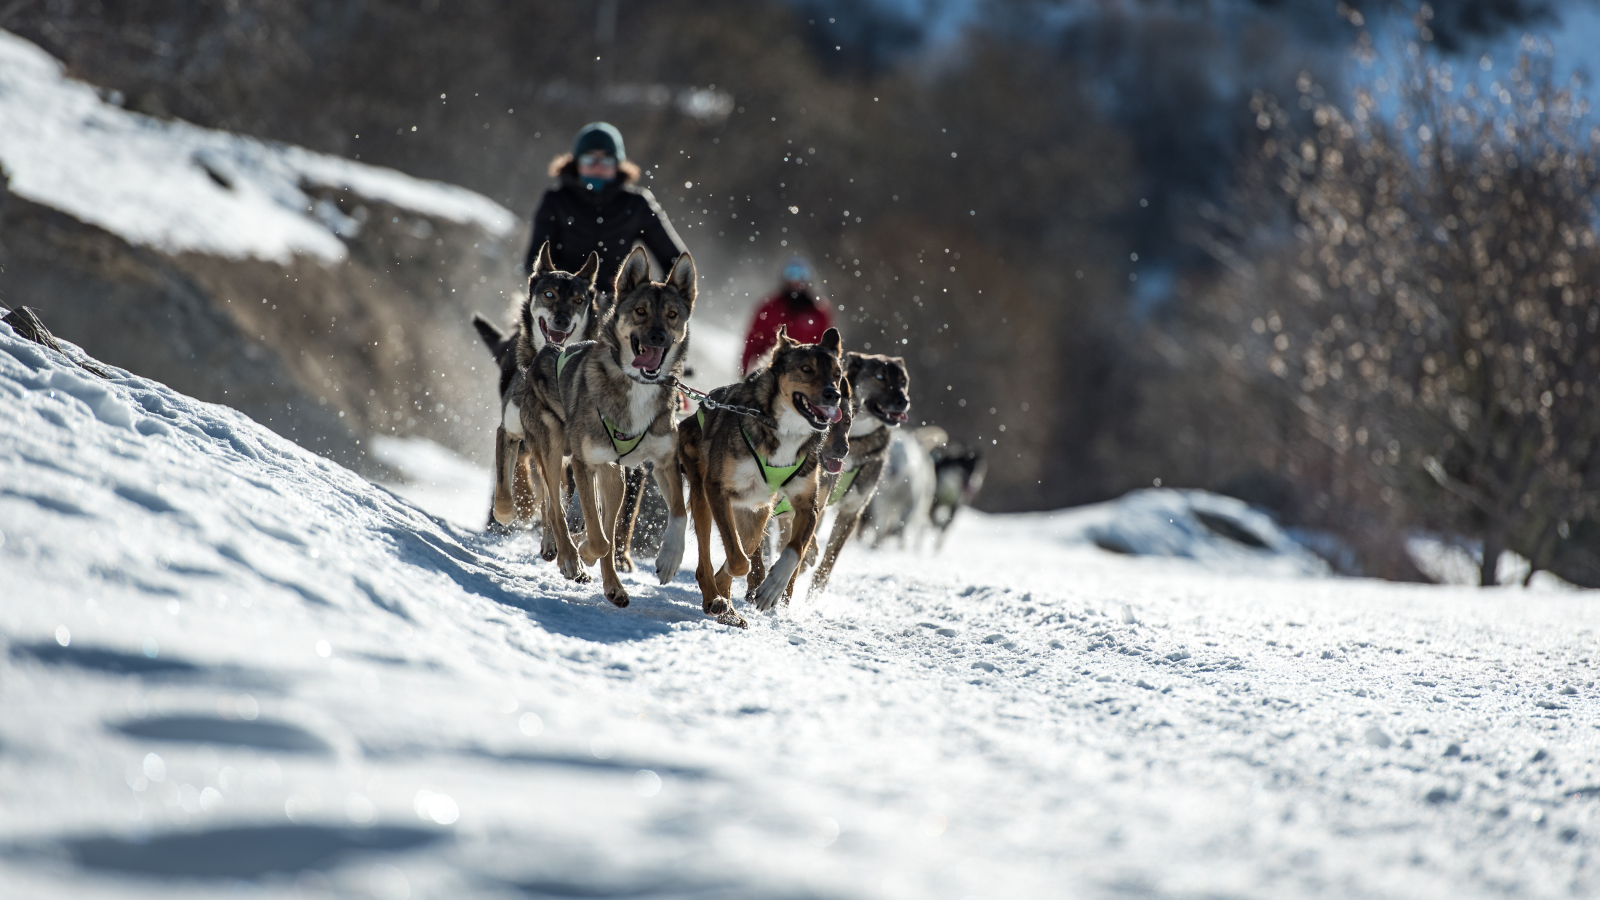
[473,243,912,629]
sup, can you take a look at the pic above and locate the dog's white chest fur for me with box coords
[580,379,666,467]
[619,380,660,434]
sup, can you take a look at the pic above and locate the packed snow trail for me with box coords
[1,320,1598,900]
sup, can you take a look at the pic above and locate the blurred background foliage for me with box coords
[2,0,1593,583]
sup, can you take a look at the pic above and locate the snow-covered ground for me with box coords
[3,319,1599,900]
[0,30,514,263]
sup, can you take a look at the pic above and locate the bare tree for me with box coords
[1260,37,1600,585]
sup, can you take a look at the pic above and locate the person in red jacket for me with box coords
[740,256,835,374]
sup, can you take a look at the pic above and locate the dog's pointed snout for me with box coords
[821,386,841,404]
[647,328,668,346]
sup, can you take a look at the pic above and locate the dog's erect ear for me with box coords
[775,324,796,350]
[534,240,555,276]
[838,374,854,403]
[667,253,697,308]
[576,252,600,287]
[820,327,842,356]
[616,246,651,297]
[846,352,865,383]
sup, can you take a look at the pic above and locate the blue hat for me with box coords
[573,122,626,163]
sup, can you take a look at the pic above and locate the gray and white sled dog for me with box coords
[516,246,692,608]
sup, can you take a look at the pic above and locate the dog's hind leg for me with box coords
[512,440,540,525]
[489,425,517,530]
[612,467,644,573]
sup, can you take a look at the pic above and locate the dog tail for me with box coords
[472,314,504,353]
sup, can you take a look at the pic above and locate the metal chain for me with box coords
[663,376,778,428]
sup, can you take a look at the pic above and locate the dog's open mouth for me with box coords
[538,317,572,347]
[821,455,845,474]
[629,336,667,379]
[793,392,841,431]
[869,399,910,425]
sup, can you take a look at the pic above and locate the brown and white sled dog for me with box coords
[748,375,855,603]
[517,246,691,606]
[471,242,599,533]
[677,326,846,627]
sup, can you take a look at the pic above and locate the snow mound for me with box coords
[1407,534,1576,590]
[1019,488,1331,577]
[368,434,492,531]
[0,30,514,264]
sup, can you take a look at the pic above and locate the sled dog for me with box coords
[517,246,691,607]
[678,325,846,627]
[864,426,946,549]
[802,352,911,593]
[471,242,599,532]
[749,375,856,602]
[931,447,987,549]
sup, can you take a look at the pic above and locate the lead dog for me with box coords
[471,242,598,534]
[517,246,691,606]
[677,326,846,627]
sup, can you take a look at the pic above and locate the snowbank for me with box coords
[0,30,514,264]
[997,488,1331,577]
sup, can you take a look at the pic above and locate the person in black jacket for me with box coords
[523,122,686,287]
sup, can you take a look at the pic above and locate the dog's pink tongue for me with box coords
[632,345,665,371]
[827,406,843,424]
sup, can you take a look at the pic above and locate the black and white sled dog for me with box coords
[470,241,599,533]
[931,446,986,549]
[517,246,692,608]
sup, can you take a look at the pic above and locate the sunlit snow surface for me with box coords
[0,30,514,263]
[3,322,1600,900]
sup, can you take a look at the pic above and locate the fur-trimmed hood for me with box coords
[547,154,642,187]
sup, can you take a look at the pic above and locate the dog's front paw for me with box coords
[614,551,635,573]
[751,548,800,612]
[558,552,590,583]
[654,516,685,584]
[540,531,558,562]
[605,583,630,608]
[717,611,749,629]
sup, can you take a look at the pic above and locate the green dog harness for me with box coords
[559,342,647,459]
[697,406,807,513]
[826,467,860,507]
